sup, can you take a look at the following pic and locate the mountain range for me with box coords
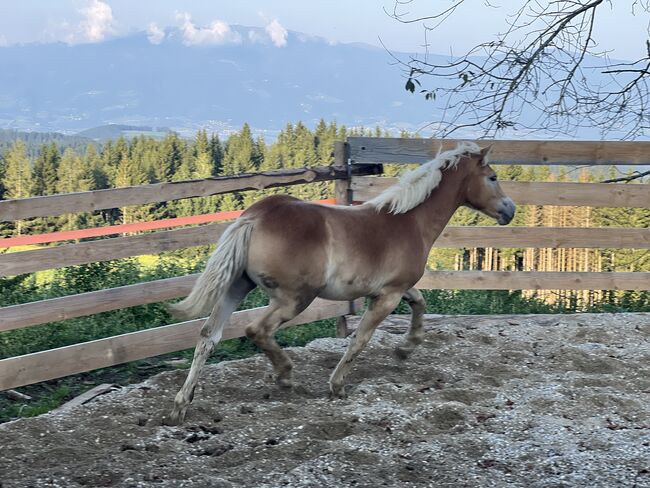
[0,26,438,138]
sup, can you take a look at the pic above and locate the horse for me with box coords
[166,142,516,425]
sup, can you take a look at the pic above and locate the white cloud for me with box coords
[0,35,8,47]
[65,0,114,44]
[147,22,165,45]
[265,19,288,47]
[176,12,241,46]
[79,0,113,42]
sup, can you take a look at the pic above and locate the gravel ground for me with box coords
[0,313,649,488]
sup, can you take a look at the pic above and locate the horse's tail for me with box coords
[167,219,254,321]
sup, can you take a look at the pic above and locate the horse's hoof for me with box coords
[162,416,180,426]
[328,384,347,400]
[164,409,186,426]
[276,377,293,389]
[393,346,411,361]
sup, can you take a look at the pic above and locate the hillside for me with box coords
[76,124,173,141]
[0,129,94,158]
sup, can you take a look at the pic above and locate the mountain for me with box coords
[0,27,437,136]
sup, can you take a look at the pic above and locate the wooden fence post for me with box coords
[334,141,354,337]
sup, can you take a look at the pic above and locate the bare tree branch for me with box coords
[601,169,650,183]
[390,0,650,139]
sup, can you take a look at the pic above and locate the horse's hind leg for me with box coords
[394,287,426,360]
[245,293,316,388]
[329,291,402,398]
[167,277,254,425]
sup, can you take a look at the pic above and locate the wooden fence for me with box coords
[340,138,650,292]
[0,164,378,390]
[0,138,649,391]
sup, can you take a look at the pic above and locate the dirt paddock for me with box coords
[1,313,649,487]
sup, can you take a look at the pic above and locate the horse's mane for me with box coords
[366,141,486,215]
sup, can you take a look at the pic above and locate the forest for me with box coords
[0,120,648,419]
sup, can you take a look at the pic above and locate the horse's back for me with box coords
[244,195,332,290]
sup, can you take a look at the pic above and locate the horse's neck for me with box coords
[407,164,466,249]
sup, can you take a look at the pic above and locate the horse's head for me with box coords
[462,146,516,225]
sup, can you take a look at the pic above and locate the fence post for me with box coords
[334,141,354,337]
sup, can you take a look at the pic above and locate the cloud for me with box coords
[265,19,288,47]
[78,0,113,42]
[65,0,114,44]
[176,12,241,46]
[147,22,165,45]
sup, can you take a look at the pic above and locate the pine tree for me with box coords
[84,144,107,190]
[32,143,60,196]
[209,133,224,176]
[2,140,33,234]
[220,124,258,210]
[155,133,184,182]
[222,124,257,176]
[100,140,120,186]
[2,140,32,200]
[56,148,92,230]
[172,132,219,217]
[195,130,210,157]
[315,119,339,165]
[115,152,149,225]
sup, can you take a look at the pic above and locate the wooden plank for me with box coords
[3,223,647,278]
[333,141,349,167]
[433,227,650,249]
[351,177,650,208]
[499,181,650,208]
[56,384,119,410]
[0,223,228,277]
[416,270,650,291]
[0,274,199,332]
[0,298,348,391]
[0,165,382,222]
[334,179,351,206]
[348,137,650,165]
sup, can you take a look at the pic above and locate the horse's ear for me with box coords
[479,145,493,158]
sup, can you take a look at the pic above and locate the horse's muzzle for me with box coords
[496,197,516,225]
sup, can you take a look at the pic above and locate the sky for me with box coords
[0,0,646,60]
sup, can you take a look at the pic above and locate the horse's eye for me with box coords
[489,175,498,182]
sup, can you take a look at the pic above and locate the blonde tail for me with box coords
[168,219,254,320]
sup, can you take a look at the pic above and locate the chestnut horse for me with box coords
[167,142,515,424]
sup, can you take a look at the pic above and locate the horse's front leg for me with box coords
[394,287,426,360]
[329,291,402,398]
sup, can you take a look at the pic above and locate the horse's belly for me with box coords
[318,276,381,301]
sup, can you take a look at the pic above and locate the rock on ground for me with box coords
[0,313,649,488]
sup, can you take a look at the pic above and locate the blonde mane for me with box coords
[366,141,485,214]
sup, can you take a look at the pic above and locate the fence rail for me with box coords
[418,271,650,291]
[0,164,381,222]
[0,298,359,391]
[0,137,648,391]
[0,222,229,276]
[352,177,650,208]
[0,275,198,332]
[347,137,650,165]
